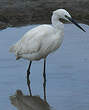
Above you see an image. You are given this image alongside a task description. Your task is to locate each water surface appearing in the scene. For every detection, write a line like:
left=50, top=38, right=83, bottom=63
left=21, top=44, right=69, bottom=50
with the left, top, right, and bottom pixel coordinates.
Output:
left=0, top=24, right=89, bottom=110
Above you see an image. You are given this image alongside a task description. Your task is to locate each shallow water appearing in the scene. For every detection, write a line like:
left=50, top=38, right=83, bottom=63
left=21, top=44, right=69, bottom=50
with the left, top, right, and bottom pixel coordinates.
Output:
left=0, top=24, right=89, bottom=110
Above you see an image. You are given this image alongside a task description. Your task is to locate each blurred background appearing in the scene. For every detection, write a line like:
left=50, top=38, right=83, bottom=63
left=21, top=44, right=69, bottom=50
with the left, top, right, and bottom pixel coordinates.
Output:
left=0, top=0, right=89, bottom=110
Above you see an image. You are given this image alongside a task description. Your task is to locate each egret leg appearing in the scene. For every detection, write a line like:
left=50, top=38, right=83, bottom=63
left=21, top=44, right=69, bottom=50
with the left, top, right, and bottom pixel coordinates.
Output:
left=27, top=61, right=32, bottom=96
left=43, top=58, right=46, bottom=101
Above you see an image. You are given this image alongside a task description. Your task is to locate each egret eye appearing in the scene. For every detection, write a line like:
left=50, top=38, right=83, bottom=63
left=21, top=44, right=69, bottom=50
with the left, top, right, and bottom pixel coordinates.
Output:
left=59, top=18, right=68, bottom=23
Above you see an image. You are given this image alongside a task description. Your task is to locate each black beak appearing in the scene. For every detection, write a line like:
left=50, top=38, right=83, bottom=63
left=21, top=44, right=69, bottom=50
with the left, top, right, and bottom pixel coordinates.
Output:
left=65, top=15, right=86, bottom=32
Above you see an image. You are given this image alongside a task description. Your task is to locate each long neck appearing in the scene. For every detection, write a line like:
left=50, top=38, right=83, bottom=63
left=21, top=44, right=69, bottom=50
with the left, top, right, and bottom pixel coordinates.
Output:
left=51, top=14, right=64, bottom=31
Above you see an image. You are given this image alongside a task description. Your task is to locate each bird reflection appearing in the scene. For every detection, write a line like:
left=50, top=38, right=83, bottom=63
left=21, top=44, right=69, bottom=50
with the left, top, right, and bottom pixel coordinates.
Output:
left=10, top=90, right=51, bottom=110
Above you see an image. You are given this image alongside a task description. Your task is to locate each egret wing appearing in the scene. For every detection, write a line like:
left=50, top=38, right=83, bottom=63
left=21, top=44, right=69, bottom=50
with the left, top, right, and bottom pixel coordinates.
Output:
left=16, top=26, right=51, bottom=55
left=16, top=36, right=41, bottom=55
left=10, top=25, right=54, bottom=55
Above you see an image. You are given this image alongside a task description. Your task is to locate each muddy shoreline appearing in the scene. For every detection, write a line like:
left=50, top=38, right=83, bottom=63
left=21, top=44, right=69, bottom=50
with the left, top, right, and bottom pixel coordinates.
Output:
left=0, top=0, right=89, bottom=29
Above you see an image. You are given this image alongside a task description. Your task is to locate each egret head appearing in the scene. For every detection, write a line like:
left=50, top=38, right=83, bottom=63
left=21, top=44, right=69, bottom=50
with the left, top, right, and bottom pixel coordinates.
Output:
left=53, top=9, right=86, bottom=32
left=53, top=9, right=71, bottom=21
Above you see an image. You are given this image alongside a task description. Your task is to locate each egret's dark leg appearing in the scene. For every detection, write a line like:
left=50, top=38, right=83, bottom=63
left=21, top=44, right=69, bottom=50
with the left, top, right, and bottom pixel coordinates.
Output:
left=43, top=58, right=46, bottom=101
left=27, top=61, right=32, bottom=96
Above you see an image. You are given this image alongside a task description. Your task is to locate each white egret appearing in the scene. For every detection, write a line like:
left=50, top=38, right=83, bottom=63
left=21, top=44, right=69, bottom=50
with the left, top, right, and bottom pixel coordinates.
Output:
left=10, top=9, right=85, bottom=96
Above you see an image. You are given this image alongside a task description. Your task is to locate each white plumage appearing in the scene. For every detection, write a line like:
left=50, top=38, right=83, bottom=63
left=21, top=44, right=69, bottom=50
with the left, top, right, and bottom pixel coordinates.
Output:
left=10, top=24, right=64, bottom=60
left=9, top=9, right=85, bottom=96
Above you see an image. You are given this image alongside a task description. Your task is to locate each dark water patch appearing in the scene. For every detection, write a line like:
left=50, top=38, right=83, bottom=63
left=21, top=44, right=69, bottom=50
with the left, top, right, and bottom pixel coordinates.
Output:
left=10, top=90, right=52, bottom=110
